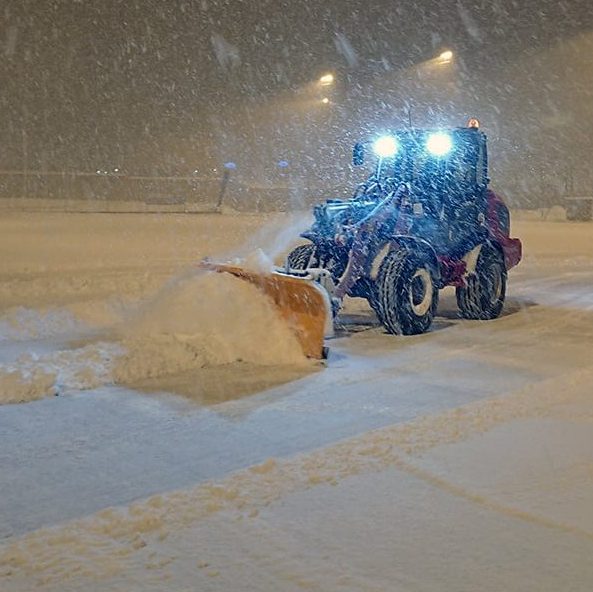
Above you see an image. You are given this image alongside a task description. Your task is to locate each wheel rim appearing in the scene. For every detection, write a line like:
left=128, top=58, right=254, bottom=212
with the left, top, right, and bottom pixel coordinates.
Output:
left=409, top=268, right=433, bottom=316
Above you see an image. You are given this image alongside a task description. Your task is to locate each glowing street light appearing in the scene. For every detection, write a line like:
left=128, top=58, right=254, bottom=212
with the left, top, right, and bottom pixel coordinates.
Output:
left=319, top=73, right=334, bottom=85
left=438, top=50, right=453, bottom=63
left=321, top=97, right=330, bottom=104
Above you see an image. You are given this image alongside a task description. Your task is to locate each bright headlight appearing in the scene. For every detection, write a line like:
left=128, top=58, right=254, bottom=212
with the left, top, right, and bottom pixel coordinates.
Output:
left=373, top=136, right=399, bottom=158
left=426, top=132, right=453, bottom=156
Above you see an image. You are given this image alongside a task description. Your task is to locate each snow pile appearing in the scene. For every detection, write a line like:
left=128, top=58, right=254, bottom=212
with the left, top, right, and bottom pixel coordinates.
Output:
left=111, top=271, right=306, bottom=383
left=0, top=272, right=306, bottom=404
left=0, top=343, right=123, bottom=404
left=0, top=367, right=57, bottom=404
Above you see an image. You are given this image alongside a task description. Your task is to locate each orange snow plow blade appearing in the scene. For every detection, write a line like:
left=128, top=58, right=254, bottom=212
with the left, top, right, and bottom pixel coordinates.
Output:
left=199, top=261, right=331, bottom=359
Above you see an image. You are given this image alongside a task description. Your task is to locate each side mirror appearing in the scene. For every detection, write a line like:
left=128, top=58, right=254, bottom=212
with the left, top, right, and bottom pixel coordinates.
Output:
left=353, top=142, right=365, bottom=166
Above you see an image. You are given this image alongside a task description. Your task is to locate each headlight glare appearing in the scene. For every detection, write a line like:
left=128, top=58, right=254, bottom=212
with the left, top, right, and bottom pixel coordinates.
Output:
left=426, top=132, right=453, bottom=156
left=373, top=136, right=399, bottom=158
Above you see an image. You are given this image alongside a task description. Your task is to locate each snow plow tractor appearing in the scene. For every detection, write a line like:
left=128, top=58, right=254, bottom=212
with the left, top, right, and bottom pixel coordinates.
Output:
left=201, top=120, right=521, bottom=359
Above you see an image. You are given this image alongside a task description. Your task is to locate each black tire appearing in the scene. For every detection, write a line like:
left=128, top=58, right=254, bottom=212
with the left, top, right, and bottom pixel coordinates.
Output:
left=456, top=245, right=506, bottom=320
left=286, top=244, right=317, bottom=270
left=286, top=244, right=348, bottom=281
left=365, top=283, right=385, bottom=325
left=376, top=248, right=439, bottom=335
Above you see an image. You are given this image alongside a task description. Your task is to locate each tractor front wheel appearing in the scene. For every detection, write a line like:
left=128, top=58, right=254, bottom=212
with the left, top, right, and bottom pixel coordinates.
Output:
left=456, top=245, right=506, bottom=320
left=376, top=248, right=439, bottom=335
left=286, top=244, right=317, bottom=270
left=286, top=244, right=347, bottom=280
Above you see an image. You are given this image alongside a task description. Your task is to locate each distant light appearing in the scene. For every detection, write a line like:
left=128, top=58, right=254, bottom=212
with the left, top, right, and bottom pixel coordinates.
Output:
left=373, top=136, right=399, bottom=158
left=96, top=170, right=101, bottom=174
left=278, top=160, right=289, bottom=168
left=319, top=73, right=334, bottom=85
left=438, top=50, right=453, bottom=62
left=224, top=162, right=237, bottom=170
left=426, top=132, right=453, bottom=156
left=114, top=168, right=119, bottom=173
left=321, top=97, right=330, bottom=104
left=193, top=169, right=199, bottom=174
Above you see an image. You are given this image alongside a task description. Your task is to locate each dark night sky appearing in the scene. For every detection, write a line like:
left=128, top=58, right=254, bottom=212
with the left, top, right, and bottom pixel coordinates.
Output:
left=1, top=0, right=593, bottom=200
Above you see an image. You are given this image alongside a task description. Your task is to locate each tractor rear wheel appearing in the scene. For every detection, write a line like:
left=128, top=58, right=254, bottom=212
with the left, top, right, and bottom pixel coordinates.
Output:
left=286, top=244, right=317, bottom=270
left=456, top=245, right=506, bottom=320
left=376, top=248, right=439, bottom=335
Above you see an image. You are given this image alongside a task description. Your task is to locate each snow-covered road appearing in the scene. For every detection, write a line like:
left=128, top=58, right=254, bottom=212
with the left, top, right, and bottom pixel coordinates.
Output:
left=1, top=211, right=592, bottom=590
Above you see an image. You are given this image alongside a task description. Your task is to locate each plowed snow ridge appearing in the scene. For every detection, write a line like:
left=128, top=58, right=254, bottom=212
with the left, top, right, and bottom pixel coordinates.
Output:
left=0, top=272, right=306, bottom=404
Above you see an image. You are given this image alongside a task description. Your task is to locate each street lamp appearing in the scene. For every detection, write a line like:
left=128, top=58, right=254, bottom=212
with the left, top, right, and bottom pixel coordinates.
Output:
left=321, top=97, right=330, bottom=104
left=319, top=73, right=334, bottom=86
left=438, top=50, right=453, bottom=64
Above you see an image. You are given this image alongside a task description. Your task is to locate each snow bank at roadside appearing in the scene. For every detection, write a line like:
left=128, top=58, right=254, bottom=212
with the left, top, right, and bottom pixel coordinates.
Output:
left=0, top=343, right=123, bottom=404
left=0, top=272, right=306, bottom=404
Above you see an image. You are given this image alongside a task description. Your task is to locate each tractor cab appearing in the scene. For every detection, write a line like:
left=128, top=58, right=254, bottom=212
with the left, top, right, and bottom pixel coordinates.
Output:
left=355, top=122, right=488, bottom=195
left=353, top=125, right=490, bottom=256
